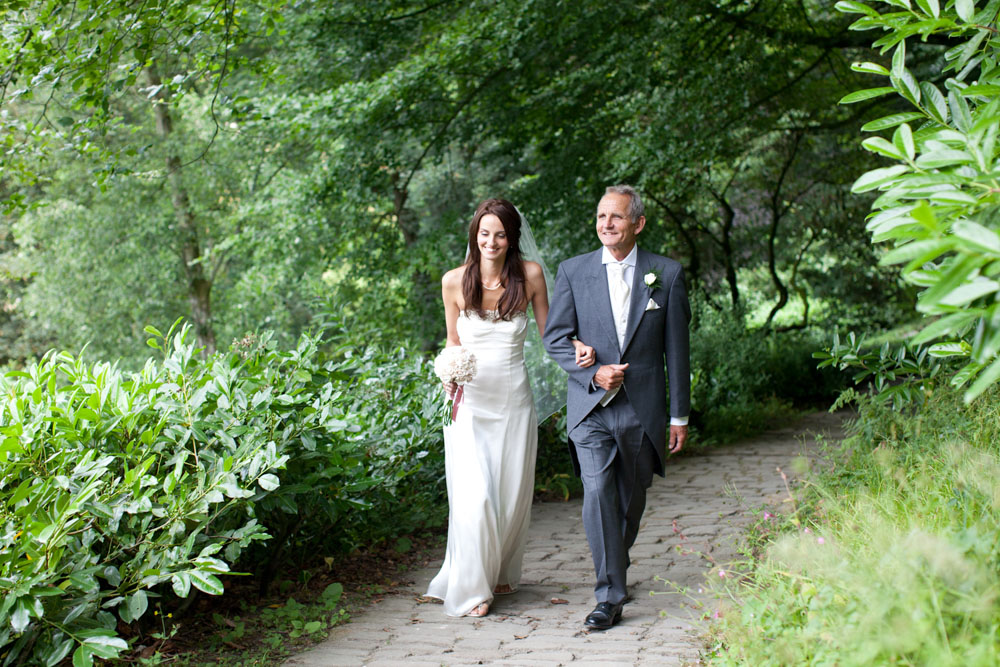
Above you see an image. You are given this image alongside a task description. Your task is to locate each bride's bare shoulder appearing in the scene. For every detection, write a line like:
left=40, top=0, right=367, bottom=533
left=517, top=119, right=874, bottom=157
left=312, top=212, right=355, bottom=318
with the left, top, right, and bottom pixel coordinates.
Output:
left=523, top=261, right=543, bottom=279
left=442, top=266, right=466, bottom=290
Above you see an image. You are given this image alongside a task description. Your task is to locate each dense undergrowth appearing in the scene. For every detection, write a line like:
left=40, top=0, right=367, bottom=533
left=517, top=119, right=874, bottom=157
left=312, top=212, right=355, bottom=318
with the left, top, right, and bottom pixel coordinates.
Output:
left=0, top=322, right=445, bottom=665
left=708, top=385, right=1000, bottom=666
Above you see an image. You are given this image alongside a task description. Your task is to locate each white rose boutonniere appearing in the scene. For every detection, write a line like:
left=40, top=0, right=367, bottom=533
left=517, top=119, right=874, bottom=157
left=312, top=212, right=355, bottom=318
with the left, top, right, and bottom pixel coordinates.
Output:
left=644, top=270, right=661, bottom=290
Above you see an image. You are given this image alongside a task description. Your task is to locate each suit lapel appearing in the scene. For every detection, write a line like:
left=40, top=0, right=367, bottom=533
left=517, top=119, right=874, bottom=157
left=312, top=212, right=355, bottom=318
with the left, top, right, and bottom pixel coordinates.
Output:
left=622, top=249, right=652, bottom=353
left=584, top=250, right=619, bottom=350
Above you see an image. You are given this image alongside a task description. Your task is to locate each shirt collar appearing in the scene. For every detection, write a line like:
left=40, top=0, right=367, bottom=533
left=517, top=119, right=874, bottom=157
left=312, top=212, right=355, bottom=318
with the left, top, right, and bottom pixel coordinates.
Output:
left=602, top=245, right=638, bottom=267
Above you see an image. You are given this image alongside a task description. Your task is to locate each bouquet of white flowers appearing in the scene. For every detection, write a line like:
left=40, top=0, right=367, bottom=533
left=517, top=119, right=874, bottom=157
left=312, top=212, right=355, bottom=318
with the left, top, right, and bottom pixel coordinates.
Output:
left=434, top=346, right=477, bottom=422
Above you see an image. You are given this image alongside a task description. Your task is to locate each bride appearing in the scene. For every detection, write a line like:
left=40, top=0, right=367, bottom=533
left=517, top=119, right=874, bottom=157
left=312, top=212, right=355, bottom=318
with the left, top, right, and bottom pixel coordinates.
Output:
left=425, top=198, right=594, bottom=617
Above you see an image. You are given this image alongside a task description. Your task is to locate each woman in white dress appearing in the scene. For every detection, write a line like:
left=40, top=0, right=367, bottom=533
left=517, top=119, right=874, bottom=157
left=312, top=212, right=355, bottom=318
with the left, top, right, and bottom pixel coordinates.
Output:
left=426, top=199, right=594, bottom=617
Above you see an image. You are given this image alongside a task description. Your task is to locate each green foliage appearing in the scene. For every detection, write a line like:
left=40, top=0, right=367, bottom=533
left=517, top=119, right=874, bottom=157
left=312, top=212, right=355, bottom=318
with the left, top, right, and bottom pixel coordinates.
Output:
left=815, top=330, right=948, bottom=409
left=245, top=326, right=446, bottom=570
left=171, top=582, right=348, bottom=666
left=2, top=0, right=902, bottom=362
left=0, top=321, right=445, bottom=664
left=535, top=411, right=581, bottom=501
left=0, top=323, right=283, bottom=665
left=708, top=385, right=1000, bottom=666
left=838, top=0, right=1000, bottom=401
left=689, top=307, right=846, bottom=444
left=0, top=0, right=284, bottom=191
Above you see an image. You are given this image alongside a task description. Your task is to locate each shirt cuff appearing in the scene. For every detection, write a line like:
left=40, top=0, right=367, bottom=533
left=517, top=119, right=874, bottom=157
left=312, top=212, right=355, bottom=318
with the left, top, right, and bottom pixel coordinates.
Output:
left=670, top=416, right=689, bottom=426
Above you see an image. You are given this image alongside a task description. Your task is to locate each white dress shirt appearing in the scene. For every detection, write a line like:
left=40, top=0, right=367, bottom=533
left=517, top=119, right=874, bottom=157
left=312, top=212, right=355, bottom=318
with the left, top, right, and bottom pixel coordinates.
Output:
left=596, top=246, right=688, bottom=427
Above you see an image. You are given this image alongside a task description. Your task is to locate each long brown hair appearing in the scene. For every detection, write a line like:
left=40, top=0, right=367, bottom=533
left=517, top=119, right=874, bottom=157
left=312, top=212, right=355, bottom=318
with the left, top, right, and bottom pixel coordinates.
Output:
left=462, top=198, right=526, bottom=321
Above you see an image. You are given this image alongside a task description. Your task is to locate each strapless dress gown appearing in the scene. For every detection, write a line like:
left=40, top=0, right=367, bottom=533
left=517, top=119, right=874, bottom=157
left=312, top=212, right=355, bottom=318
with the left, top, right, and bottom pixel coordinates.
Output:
left=425, top=310, right=538, bottom=616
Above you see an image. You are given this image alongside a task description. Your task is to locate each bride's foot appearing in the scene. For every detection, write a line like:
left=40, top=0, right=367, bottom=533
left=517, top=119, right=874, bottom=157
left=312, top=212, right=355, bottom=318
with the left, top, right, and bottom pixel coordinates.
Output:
left=493, top=584, right=514, bottom=595
left=468, top=601, right=490, bottom=617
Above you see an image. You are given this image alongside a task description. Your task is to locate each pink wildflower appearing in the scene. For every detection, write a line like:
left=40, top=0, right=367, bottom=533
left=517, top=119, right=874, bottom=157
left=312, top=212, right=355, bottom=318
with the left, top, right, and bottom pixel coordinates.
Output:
left=718, top=569, right=726, bottom=578
left=763, top=512, right=773, bottom=520
left=817, top=537, right=825, bottom=545
left=803, top=527, right=811, bottom=534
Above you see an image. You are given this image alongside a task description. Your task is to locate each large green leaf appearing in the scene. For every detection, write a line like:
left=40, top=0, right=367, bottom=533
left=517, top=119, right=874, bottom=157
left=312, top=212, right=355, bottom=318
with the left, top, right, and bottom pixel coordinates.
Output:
left=840, top=86, right=897, bottom=104
left=863, top=137, right=906, bottom=160
left=939, top=278, right=1000, bottom=306
left=127, top=590, right=148, bottom=622
left=920, top=81, right=948, bottom=123
left=953, top=220, right=1000, bottom=254
left=171, top=572, right=192, bottom=598
left=852, top=165, right=911, bottom=192
left=851, top=61, right=890, bottom=75
left=835, top=0, right=882, bottom=16
left=861, top=112, right=927, bottom=132
left=955, top=0, right=974, bottom=22
left=881, top=238, right=952, bottom=266
left=189, top=570, right=225, bottom=596
left=913, top=311, right=982, bottom=343
left=965, top=354, right=1000, bottom=401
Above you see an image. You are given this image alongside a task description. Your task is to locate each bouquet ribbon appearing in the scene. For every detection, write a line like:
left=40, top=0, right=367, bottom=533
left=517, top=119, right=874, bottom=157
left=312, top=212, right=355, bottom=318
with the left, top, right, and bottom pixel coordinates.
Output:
left=451, top=385, right=464, bottom=422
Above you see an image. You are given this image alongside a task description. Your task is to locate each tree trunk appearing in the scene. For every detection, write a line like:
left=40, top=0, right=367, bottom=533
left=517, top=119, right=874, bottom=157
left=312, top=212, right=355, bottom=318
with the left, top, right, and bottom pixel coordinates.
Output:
left=763, top=133, right=803, bottom=329
left=147, top=67, right=216, bottom=354
left=650, top=193, right=702, bottom=293
left=715, top=194, right=740, bottom=309
left=392, top=172, right=418, bottom=246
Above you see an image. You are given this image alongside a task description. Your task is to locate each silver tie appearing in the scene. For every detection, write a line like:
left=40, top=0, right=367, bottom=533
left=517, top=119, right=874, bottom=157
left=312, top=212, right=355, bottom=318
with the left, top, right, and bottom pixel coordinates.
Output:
left=608, top=262, right=630, bottom=349
left=601, top=262, right=630, bottom=406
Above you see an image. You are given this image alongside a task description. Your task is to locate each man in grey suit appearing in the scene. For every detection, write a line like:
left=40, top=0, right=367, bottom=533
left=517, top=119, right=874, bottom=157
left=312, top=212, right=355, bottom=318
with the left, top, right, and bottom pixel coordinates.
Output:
left=543, top=185, right=691, bottom=630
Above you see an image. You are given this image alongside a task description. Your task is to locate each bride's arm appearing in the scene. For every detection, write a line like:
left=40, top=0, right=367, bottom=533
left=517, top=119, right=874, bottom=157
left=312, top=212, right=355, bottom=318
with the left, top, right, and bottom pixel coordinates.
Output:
left=441, top=267, right=464, bottom=397
left=525, top=261, right=549, bottom=338
left=442, top=267, right=464, bottom=347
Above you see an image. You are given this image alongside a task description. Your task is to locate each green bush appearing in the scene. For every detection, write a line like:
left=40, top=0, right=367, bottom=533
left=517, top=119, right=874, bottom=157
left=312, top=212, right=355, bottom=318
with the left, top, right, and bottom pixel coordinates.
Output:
left=245, top=332, right=446, bottom=582
left=837, top=0, right=1000, bottom=402
left=0, top=322, right=446, bottom=665
left=0, top=325, right=285, bottom=665
left=708, top=385, right=1000, bottom=665
left=689, top=306, right=846, bottom=444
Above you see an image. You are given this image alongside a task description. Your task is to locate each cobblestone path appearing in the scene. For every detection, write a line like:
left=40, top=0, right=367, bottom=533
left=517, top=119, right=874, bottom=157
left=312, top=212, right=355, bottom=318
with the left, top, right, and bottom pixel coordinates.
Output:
left=286, top=411, right=846, bottom=666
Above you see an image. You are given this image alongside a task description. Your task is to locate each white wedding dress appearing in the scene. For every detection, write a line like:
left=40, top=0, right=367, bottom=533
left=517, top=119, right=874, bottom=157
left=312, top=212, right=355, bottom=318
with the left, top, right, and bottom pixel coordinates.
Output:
left=426, top=309, right=538, bottom=616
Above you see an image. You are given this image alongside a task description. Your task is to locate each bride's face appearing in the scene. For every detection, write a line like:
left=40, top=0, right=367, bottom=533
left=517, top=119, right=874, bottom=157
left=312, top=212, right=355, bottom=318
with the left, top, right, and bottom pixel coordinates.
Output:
left=477, top=214, right=509, bottom=261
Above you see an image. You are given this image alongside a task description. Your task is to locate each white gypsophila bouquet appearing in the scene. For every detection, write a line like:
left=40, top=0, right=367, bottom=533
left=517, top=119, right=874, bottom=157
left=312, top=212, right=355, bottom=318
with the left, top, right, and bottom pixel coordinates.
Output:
left=434, top=346, right=477, bottom=385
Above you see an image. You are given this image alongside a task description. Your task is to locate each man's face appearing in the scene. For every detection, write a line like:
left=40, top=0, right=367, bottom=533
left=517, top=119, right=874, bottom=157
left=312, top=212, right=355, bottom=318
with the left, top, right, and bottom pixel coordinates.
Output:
left=596, top=193, right=644, bottom=256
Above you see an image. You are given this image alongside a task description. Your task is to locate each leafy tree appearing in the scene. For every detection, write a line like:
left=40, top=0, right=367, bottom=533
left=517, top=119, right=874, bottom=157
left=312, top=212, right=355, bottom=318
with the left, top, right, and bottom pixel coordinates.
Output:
left=1, top=0, right=917, bottom=362
left=1, top=0, right=285, bottom=353
left=836, top=0, right=1000, bottom=401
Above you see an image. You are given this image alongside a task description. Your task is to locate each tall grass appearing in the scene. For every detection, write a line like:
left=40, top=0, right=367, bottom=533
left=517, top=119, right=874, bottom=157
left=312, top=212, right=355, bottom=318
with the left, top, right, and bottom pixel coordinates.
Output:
left=709, top=387, right=1000, bottom=666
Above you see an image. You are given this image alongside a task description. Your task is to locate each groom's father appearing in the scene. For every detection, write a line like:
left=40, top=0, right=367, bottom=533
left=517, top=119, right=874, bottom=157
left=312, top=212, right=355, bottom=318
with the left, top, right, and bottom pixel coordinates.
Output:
left=543, top=185, right=691, bottom=630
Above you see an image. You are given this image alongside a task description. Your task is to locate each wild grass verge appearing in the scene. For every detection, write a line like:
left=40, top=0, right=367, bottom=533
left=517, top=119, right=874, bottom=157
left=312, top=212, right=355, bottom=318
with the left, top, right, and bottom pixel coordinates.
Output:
left=707, top=386, right=1000, bottom=666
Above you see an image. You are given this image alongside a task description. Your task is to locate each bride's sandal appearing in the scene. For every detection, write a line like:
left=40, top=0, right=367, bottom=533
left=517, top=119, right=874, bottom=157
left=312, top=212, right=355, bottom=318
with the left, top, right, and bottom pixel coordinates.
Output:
left=493, top=584, right=515, bottom=595
left=468, top=601, right=490, bottom=617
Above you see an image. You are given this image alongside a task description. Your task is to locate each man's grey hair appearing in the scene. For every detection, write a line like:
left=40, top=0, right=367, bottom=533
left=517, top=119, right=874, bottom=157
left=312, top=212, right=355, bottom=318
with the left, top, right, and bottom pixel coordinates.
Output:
left=602, top=185, right=644, bottom=222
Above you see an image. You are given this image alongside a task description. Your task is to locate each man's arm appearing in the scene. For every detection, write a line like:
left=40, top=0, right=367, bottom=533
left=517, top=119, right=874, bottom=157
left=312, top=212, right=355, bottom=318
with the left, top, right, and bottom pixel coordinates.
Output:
left=543, top=263, right=599, bottom=390
left=665, top=266, right=692, bottom=453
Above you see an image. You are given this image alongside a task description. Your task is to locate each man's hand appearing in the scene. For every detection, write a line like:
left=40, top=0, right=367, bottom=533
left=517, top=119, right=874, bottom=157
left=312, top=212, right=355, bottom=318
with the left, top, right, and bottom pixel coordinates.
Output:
left=593, top=363, right=629, bottom=391
left=668, top=424, right=687, bottom=454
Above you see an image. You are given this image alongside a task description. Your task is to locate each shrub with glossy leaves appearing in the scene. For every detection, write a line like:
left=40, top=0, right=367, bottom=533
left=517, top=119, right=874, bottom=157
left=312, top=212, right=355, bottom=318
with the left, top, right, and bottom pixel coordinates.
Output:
left=0, top=321, right=446, bottom=665
left=837, top=0, right=1000, bottom=402
left=0, top=324, right=287, bottom=665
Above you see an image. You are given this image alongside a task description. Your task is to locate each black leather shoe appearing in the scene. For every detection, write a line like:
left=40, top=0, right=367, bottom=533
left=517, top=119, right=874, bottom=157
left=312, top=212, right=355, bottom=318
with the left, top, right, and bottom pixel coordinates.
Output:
left=584, top=601, right=624, bottom=630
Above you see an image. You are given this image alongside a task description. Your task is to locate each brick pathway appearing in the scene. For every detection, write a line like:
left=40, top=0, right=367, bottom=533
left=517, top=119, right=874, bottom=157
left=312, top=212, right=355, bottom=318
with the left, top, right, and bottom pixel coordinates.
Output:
left=286, top=411, right=845, bottom=666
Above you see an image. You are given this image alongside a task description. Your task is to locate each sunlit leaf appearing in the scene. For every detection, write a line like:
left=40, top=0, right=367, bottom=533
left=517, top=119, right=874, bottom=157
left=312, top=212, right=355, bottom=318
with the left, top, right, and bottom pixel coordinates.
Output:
left=840, top=87, right=897, bottom=104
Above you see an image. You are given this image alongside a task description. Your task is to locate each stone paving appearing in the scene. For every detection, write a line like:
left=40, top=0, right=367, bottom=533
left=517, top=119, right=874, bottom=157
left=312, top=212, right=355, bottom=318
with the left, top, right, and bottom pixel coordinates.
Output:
left=286, top=411, right=846, bottom=667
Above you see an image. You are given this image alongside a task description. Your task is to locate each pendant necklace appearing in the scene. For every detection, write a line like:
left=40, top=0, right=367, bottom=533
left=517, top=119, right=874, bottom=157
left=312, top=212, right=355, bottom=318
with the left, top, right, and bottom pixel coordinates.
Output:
left=482, top=278, right=503, bottom=291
